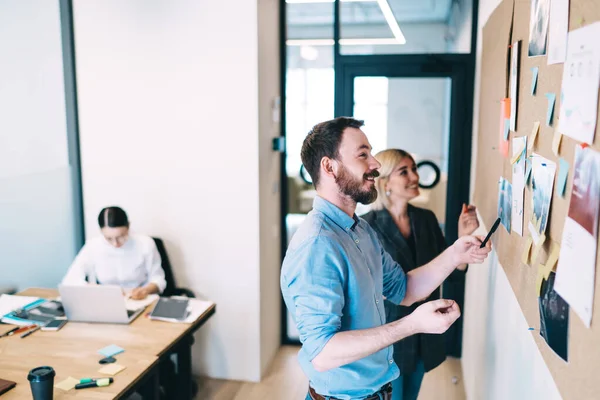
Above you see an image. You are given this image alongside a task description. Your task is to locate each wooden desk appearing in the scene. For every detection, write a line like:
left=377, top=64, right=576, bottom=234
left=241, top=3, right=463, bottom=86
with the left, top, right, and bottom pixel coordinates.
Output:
left=0, top=288, right=216, bottom=399
left=0, top=352, right=157, bottom=399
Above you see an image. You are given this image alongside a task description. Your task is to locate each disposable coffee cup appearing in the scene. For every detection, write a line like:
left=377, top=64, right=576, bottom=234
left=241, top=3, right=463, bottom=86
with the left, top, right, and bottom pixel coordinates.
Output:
left=27, top=366, right=55, bottom=400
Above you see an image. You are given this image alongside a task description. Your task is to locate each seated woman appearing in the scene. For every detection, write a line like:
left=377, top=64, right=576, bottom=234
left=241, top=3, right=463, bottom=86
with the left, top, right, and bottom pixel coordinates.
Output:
left=362, top=149, right=479, bottom=400
left=62, top=206, right=166, bottom=300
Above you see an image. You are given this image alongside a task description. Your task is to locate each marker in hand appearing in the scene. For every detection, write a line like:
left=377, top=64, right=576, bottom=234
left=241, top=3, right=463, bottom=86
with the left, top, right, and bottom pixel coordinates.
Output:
left=75, top=377, right=113, bottom=389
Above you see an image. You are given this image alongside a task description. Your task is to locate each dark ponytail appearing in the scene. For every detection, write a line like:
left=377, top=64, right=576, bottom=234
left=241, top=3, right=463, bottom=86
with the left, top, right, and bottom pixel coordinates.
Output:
left=98, top=206, right=129, bottom=228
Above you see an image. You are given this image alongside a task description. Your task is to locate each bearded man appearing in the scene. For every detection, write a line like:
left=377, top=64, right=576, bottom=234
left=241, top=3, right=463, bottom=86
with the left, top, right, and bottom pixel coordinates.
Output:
left=280, top=117, right=491, bottom=400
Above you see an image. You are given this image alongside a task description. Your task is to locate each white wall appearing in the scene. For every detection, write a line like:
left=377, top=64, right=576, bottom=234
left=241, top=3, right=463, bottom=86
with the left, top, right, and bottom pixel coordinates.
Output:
left=462, top=0, right=562, bottom=398
left=73, top=0, right=279, bottom=382
left=0, top=0, right=78, bottom=290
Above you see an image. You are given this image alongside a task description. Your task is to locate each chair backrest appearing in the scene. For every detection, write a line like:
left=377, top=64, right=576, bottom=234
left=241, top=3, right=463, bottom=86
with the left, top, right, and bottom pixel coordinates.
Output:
left=152, top=237, right=177, bottom=297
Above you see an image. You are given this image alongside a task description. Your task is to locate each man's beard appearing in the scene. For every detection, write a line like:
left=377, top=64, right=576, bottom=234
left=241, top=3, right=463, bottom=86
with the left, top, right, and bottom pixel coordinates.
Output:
left=335, top=164, right=379, bottom=205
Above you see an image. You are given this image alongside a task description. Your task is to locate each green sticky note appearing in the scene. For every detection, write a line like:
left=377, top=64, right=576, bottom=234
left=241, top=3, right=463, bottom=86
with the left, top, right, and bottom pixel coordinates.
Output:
left=503, top=118, right=510, bottom=140
left=531, top=67, right=539, bottom=95
left=546, top=93, right=556, bottom=126
left=557, top=158, right=569, bottom=197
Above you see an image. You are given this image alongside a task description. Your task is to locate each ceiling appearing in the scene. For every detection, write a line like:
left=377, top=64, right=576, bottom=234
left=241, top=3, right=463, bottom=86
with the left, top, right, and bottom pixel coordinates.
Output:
left=287, top=0, right=454, bottom=29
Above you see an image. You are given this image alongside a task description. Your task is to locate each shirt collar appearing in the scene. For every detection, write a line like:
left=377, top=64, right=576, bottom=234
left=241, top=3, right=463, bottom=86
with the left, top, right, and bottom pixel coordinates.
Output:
left=313, top=195, right=360, bottom=231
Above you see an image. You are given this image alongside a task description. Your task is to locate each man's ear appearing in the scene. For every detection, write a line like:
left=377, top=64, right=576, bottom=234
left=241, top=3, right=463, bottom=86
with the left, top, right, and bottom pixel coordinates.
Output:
left=321, top=157, right=338, bottom=179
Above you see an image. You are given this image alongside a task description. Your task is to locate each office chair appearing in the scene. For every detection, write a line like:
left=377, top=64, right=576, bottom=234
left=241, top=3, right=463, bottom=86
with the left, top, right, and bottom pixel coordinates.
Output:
left=152, top=237, right=195, bottom=298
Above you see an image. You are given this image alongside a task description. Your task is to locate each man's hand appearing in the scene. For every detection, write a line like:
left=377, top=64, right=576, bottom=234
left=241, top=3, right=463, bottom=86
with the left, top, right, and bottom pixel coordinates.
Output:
left=458, top=204, right=479, bottom=237
left=408, top=299, right=461, bottom=334
left=450, top=235, right=491, bottom=266
left=130, top=287, right=150, bottom=300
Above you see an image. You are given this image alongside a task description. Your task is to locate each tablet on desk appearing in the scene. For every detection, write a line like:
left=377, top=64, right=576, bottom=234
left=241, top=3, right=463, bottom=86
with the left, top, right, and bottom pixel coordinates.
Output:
left=149, top=298, right=190, bottom=322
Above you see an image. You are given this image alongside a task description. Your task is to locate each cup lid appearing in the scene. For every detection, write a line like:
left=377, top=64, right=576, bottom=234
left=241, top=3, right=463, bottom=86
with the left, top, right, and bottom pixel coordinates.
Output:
left=27, top=366, right=55, bottom=382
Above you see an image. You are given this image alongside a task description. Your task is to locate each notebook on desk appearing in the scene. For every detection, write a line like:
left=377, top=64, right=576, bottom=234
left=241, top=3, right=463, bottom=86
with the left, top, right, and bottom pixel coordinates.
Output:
left=149, top=298, right=190, bottom=322
left=0, top=378, right=16, bottom=395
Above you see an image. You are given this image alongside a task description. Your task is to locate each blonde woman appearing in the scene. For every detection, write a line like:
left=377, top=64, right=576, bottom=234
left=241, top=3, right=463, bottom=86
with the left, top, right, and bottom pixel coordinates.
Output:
left=362, top=149, right=479, bottom=400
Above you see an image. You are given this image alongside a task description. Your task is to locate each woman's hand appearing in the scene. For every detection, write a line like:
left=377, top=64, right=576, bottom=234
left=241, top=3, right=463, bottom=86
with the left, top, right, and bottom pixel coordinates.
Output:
left=458, top=204, right=479, bottom=237
left=130, top=287, right=150, bottom=300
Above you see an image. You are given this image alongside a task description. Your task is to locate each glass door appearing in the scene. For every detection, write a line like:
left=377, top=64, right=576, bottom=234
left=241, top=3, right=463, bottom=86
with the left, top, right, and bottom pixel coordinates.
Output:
left=352, top=76, right=451, bottom=223
left=339, top=61, right=474, bottom=356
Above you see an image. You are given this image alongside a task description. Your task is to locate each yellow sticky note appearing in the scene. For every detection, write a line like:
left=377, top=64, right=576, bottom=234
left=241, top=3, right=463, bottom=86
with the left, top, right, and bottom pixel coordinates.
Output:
left=535, top=243, right=560, bottom=296
left=552, top=131, right=563, bottom=156
left=544, top=242, right=560, bottom=277
left=528, top=122, right=540, bottom=151
left=521, top=236, right=533, bottom=265
left=55, top=377, right=79, bottom=391
left=531, top=234, right=546, bottom=264
left=99, top=363, right=126, bottom=376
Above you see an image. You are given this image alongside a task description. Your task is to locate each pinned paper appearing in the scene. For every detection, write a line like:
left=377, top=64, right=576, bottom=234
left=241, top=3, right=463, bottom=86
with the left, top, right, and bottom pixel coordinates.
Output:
left=511, top=140, right=526, bottom=164
left=546, top=93, right=556, bottom=125
left=55, top=377, right=79, bottom=391
left=531, top=233, right=547, bottom=264
left=528, top=121, right=540, bottom=151
left=525, top=158, right=533, bottom=184
left=531, top=67, right=539, bottom=94
left=557, top=158, right=570, bottom=197
left=99, top=363, right=126, bottom=376
left=98, top=344, right=125, bottom=358
left=522, top=236, right=534, bottom=265
left=552, top=131, right=563, bottom=156
left=503, top=118, right=510, bottom=140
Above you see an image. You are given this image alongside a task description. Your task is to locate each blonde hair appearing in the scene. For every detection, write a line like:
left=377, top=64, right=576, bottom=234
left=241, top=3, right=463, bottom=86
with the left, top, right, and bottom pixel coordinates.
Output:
left=371, top=149, right=415, bottom=210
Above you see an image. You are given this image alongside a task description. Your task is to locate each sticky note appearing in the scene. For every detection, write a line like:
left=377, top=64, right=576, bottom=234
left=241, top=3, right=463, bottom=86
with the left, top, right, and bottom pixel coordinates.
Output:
left=521, top=236, right=533, bottom=265
left=99, top=364, right=126, bottom=376
left=545, top=93, right=556, bottom=126
left=536, top=242, right=560, bottom=296
left=531, top=67, right=539, bottom=95
left=557, top=158, right=569, bottom=197
left=528, top=122, right=540, bottom=151
left=525, top=158, right=533, bottom=184
left=503, top=118, right=510, bottom=140
left=552, top=131, right=562, bottom=156
left=98, top=344, right=124, bottom=358
left=55, top=377, right=79, bottom=391
left=531, top=234, right=546, bottom=264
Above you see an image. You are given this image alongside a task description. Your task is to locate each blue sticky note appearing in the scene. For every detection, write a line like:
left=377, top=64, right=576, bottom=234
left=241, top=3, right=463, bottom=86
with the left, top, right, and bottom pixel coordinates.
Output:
left=98, top=344, right=124, bottom=358
left=525, top=159, right=532, bottom=184
left=557, top=158, right=569, bottom=197
left=503, top=118, right=510, bottom=140
left=545, top=93, right=556, bottom=126
left=531, top=67, right=539, bottom=95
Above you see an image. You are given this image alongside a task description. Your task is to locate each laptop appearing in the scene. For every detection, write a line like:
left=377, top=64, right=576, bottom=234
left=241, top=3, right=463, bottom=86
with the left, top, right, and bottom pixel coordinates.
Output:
left=58, top=284, right=146, bottom=324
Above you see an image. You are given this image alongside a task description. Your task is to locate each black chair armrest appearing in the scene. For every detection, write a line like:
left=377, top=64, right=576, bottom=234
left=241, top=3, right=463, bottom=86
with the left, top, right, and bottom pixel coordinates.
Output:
left=170, top=288, right=196, bottom=298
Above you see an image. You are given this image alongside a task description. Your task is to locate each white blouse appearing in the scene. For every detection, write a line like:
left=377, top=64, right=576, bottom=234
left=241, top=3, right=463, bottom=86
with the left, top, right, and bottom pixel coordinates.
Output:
left=62, top=234, right=167, bottom=293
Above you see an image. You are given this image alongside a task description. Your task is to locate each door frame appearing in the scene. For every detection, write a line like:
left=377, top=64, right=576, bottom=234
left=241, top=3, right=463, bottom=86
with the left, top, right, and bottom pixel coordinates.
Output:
left=335, top=54, right=475, bottom=245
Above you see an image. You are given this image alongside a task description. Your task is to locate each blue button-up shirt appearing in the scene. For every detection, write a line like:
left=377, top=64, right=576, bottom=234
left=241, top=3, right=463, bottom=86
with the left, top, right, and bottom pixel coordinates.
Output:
left=281, top=196, right=407, bottom=399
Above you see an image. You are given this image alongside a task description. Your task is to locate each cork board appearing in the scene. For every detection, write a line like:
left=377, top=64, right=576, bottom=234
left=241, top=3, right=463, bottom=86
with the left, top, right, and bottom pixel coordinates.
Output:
left=474, top=1, right=600, bottom=398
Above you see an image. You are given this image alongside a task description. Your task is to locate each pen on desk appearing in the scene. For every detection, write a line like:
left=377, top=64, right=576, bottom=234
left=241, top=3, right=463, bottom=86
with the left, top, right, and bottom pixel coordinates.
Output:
left=20, top=325, right=41, bottom=338
left=75, top=377, right=113, bottom=389
left=79, top=378, right=98, bottom=384
left=9, top=324, right=37, bottom=336
left=0, top=327, right=19, bottom=337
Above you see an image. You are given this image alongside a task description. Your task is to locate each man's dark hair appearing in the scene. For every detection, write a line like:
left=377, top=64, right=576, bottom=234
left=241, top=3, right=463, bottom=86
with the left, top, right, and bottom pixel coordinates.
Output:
left=300, top=117, right=364, bottom=187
